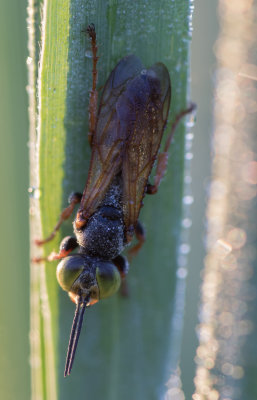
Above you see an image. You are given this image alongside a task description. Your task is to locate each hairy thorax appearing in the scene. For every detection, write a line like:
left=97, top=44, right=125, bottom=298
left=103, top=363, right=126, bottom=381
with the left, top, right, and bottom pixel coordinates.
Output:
left=74, top=176, right=125, bottom=260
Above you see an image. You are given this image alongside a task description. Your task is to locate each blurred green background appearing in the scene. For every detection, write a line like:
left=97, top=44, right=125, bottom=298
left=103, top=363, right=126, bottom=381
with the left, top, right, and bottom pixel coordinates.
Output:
left=181, top=1, right=217, bottom=397
left=0, top=0, right=30, bottom=399
left=0, top=1, right=218, bottom=399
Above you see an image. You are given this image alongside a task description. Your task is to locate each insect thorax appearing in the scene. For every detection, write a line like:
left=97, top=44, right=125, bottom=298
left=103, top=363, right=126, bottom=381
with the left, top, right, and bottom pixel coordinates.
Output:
left=74, top=176, right=125, bottom=260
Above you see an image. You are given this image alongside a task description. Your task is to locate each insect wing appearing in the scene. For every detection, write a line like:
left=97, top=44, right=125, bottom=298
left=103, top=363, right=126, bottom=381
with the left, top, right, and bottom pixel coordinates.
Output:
left=78, top=56, right=143, bottom=222
left=121, top=63, right=171, bottom=239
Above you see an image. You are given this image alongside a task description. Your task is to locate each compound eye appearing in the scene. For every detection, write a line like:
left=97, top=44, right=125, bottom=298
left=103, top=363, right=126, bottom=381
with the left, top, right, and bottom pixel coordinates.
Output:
left=56, top=255, right=85, bottom=292
left=96, top=262, right=121, bottom=299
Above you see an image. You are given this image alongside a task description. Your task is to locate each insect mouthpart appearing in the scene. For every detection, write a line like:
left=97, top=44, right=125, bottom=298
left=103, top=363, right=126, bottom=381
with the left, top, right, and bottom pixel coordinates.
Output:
left=64, top=291, right=90, bottom=377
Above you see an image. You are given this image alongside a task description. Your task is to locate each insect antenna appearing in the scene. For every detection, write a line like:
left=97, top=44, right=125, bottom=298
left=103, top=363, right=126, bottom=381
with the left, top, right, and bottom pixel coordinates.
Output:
left=64, top=292, right=89, bottom=376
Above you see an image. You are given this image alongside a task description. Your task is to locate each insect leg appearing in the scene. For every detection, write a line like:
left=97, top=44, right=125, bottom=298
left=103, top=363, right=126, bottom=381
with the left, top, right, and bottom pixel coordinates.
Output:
left=86, top=23, right=99, bottom=147
left=33, top=235, right=79, bottom=263
left=147, top=103, right=196, bottom=195
left=35, top=192, right=82, bottom=246
left=127, top=221, right=146, bottom=258
left=56, top=236, right=79, bottom=258
left=113, top=254, right=130, bottom=297
left=113, top=254, right=129, bottom=278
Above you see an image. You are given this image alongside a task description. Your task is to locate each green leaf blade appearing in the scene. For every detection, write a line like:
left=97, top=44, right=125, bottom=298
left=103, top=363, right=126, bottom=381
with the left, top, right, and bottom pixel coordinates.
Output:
left=31, top=1, right=193, bottom=398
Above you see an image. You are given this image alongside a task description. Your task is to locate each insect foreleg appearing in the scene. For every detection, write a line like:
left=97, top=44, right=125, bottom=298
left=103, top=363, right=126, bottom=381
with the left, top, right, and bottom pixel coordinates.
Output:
left=33, top=236, right=78, bottom=263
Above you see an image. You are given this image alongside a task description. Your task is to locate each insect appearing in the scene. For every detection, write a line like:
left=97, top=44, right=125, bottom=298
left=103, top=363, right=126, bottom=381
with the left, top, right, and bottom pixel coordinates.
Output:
left=35, top=24, right=195, bottom=376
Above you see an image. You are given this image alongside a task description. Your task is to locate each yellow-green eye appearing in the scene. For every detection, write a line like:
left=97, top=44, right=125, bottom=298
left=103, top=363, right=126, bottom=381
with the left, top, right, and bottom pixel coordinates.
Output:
left=56, top=255, right=84, bottom=292
left=96, top=262, right=121, bottom=299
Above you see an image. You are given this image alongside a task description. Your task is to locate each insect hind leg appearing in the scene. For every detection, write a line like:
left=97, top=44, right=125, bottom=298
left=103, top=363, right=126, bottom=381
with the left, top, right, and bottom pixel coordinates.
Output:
left=147, top=103, right=196, bottom=195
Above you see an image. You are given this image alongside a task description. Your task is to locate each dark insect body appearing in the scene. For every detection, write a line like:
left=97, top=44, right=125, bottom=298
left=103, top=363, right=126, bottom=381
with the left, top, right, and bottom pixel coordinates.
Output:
left=35, top=24, right=196, bottom=376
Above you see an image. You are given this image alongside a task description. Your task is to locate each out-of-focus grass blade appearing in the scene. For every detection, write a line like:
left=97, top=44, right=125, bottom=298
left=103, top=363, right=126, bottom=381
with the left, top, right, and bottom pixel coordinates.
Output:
left=193, top=2, right=257, bottom=399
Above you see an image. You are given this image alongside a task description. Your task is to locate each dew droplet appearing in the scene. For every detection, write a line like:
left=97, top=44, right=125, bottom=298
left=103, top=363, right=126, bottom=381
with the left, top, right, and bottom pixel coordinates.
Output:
left=186, top=132, right=194, bottom=141
left=185, top=152, right=193, bottom=160
left=28, top=187, right=41, bottom=199
left=180, top=243, right=191, bottom=254
left=183, top=195, right=194, bottom=205
left=186, top=115, right=196, bottom=128
left=85, top=50, right=92, bottom=58
left=26, top=57, right=33, bottom=65
left=182, top=218, right=192, bottom=228
left=177, top=267, right=188, bottom=279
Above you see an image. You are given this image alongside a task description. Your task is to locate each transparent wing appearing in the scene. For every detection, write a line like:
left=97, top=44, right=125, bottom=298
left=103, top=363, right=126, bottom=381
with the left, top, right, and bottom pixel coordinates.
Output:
left=121, top=63, right=171, bottom=240
left=77, top=56, right=143, bottom=224
left=76, top=58, right=171, bottom=240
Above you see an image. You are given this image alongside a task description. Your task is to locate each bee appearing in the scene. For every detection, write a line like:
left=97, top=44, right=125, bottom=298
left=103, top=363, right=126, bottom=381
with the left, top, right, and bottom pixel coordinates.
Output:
left=35, top=24, right=195, bottom=376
